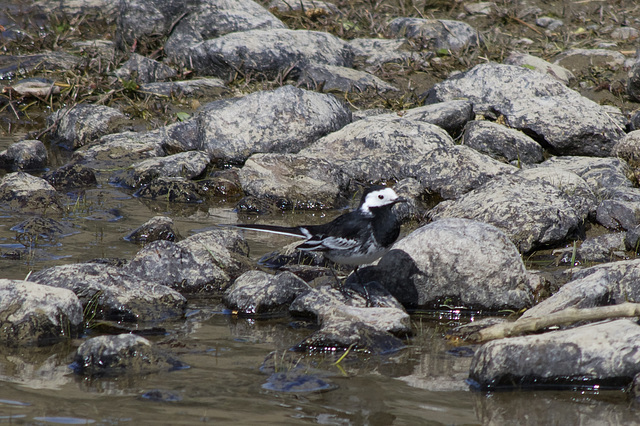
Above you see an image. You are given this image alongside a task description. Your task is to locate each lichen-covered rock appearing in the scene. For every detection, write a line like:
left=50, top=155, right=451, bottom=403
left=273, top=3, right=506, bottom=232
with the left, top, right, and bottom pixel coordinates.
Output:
left=196, top=85, right=351, bottom=164
left=71, top=334, right=185, bottom=376
left=47, top=104, right=128, bottom=150
left=124, top=216, right=179, bottom=244
left=0, top=172, right=63, bottom=214
left=29, top=263, right=186, bottom=322
left=462, top=120, right=544, bottom=165
left=112, top=151, right=211, bottom=189
left=388, top=18, right=480, bottom=52
left=401, top=100, right=474, bottom=137
left=42, top=163, right=97, bottom=189
left=358, top=218, right=536, bottom=310
left=297, top=63, right=398, bottom=93
left=0, top=140, right=48, bottom=171
left=0, top=279, right=83, bottom=345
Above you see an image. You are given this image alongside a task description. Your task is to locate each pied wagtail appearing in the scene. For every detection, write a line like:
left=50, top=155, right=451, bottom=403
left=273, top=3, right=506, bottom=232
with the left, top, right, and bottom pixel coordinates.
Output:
left=232, top=186, right=406, bottom=274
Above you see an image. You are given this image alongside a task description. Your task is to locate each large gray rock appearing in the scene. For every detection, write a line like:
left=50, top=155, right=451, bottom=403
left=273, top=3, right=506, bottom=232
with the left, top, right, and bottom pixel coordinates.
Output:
left=173, top=28, right=352, bottom=78
left=347, top=37, right=423, bottom=71
left=425, top=63, right=625, bottom=156
left=0, top=172, right=63, bottom=214
left=297, top=63, right=398, bottom=93
left=0, top=280, right=83, bottom=345
left=469, top=319, right=640, bottom=390
left=139, top=78, right=227, bottom=98
left=29, top=263, right=186, bottom=322
left=388, top=18, right=480, bottom=52
left=47, top=104, right=128, bottom=150
left=123, top=229, right=252, bottom=293
left=196, top=85, right=351, bottom=164
left=428, top=172, right=588, bottom=253
left=357, top=218, right=536, bottom=310
left=223, top=271, right=311, bottom=316
left=462, top=120, right=544, bottom=165
left=401, top=100, right=474, bottom=137
left=238, top=153, right=350, bottom=209
left=299, top=115, right=454, bottom=183
left=504, top=51, right=575, bottom=85
left=72, top=334, right=184, bottom=376
left=0, top=140, right=48, bottom=171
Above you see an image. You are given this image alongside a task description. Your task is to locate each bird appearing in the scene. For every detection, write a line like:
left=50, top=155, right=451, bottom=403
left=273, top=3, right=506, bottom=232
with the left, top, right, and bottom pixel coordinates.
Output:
left=231, top=186, right=407, bottom=273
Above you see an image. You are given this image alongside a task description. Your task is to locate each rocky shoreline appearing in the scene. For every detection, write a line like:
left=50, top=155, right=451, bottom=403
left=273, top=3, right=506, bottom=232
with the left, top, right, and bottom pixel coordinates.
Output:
left=2, top=0, right=640, bottom=396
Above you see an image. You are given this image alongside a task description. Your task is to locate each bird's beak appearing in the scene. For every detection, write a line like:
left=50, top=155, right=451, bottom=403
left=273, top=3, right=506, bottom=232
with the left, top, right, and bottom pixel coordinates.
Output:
left=394, top=197, right=408, bottom=204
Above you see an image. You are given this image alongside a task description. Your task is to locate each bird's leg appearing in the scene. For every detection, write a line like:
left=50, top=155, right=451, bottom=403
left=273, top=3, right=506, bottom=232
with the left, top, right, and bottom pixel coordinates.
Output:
left=353, top=267, right=373, bottom=307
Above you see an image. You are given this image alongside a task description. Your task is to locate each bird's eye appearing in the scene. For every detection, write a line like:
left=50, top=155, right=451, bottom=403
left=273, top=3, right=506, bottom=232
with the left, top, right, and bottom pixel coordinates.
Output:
left=378, top=195, right=384, bottom=199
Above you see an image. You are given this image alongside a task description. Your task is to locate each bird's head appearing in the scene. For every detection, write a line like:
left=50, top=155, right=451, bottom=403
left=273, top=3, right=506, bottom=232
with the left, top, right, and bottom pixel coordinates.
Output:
left=358, top=186, right=407, bottom=215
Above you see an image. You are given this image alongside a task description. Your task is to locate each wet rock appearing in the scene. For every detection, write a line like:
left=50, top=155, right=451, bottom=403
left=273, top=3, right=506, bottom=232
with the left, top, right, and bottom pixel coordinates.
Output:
left=462, top=120, right=544, bottom=165
left=411, top=144, right=517, bottom=199
left=47, top=104, right=128, bottom=150
left=267, top=0, right=339, bottom=15
left=469, top=319, right=640, bottom=390
left=299, top=115, right=454, bottom=183
left=173, top=28, right=352, bottom=78
left=124, top=216, right=179, bottom=244
left=11, top=217, right=75, bottom=244
left=429, top=172, right=588, bottom=253
left=112, top=151, right=211, bottom=189
left=425, top=63, right=624, bottom=156
left=553, top=48, right=626, bottom=74
left=134, top=177, right=204, bottom=203
left=577, top=233, right=626, bottom=262
left=72, top=130, right=166, bottom=170
left=0, top=172, right=63, bottom=214
left=139, top=78, right=227, bottom=98
left=0, top=140, right=48, bottom=171
left=504, top=52, right=575, bottom=85
left=123, top=229, right=252, bottom=294
left=71, top=334, right=184, bottom=376
left=0, top=279, right=83, bottom=346
left=358, top=218, right=535, bottom=310
left=297, top=63, right=398, bottom=93
left=42, top=163, right=97, bottom=189
left=525, top=260, right=640, bottom=319
left=114, top=53, right=176, bottom=84
left=402, top=100, right=474, bottom=137
left=0, top=51, right=80, bottom=79
left=388, top=18, right=480, bottom=52
left=238, top=153, right=349, bottom=209
left=29, top=263, right=186, bottom=322
left=196, top=85, right=351, bottom=164
left=223, top=271, right=311, bottom=316
left=197, top=169, right=244, bottom=199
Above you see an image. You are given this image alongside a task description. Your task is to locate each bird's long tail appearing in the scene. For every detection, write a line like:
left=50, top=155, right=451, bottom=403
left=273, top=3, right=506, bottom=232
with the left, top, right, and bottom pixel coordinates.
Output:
left=227, top=223, right=308, bottom=239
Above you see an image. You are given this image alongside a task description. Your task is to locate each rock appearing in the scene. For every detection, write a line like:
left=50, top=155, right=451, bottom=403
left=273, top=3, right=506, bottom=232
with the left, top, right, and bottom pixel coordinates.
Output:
left=299, top=115, right=454, bottom=183
left=237, top=153, right=350, bottom=209
left=629, top=61, right=640, bottom=102
left=117, top=0, right=284, bottom=51
left=4, top=78, right=60, bottom=98
left=267, top=0, right=339, bottom=15
left=0, top=172, right=63, bottom=214
left=464, top=2, right=496, bottom=15
left=626, top=225, right=640, bottom=252
left=223, top=271, right=311, bottom=316
left=124, top=216, right=179, bottom=244
left=553, top=48, right=626, bottom=74
left=34, top=0, right=118, bottom=15
left=196, top=85, right=351, bottom=164
left=347, top=38, right=423, bottom=70
left=10, top=217, right=75, bottom=244
left=47, top=104, right=128, bottom=150
left=388, top=18, right=480, bottom=52
left=42, top=163, right=97, bottom=189
left=595, top=199, right=640, bottom=231
left=173, top=28, right=352, bottom=78
left=123, top=229, right=252, bottom=294
left=357, top=218, right=535, bottom=310
left=469, top=319, right=640, bottom=390
left=424, top=63, right=624, bottom=156
left=411, top=144, right=517, bottom=200
left=112, top=151, right=211, bottom=189
left=29, top=263, right=186, bottom=322
left=462, top=120, right=544, bottom=165
left=577, top=232, right=626, bottom=262
left=114, top=53, right=177, bottom=84
left=611, top=26, right=640, bottom=41
left=428, top=173, right=588, bottom=252
left=297, top=63, right=398, bottom=93
left=71, top=334, right=184, bottom=376
left=133, top=177, right=204, bottom=203
left=139, top=78, right=227, bottom=98
left=536, top=16, right=563, bottom=31
left=0, top=140, right=48, bottom=171
left=72, top=129, right=166, bottom=170
left=197, top=169, right=244, bottom=199
left=70, top=39, right=115, bottom=58
left=613, top=130, right=640, bottom=184
left=0, top=51, right=80, bottom=79
left=401, top=100, right=474, bottom=137
left=525, top=260, right=640, bottom=319
left=0, top=279, right=83, bottom=346
left=504, top=52, right=575, bottom=85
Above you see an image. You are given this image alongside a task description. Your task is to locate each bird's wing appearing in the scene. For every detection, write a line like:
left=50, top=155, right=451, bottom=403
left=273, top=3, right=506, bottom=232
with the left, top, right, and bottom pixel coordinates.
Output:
left=297, top=234, right=360, bottom=252
left=296, top=211, right=369, bottom=252
left=226, top=224, right=308, bottom=239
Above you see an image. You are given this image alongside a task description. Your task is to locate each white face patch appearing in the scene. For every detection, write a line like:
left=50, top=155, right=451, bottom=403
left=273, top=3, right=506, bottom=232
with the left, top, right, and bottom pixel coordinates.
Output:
left=359, top=187, right=400, bottom=214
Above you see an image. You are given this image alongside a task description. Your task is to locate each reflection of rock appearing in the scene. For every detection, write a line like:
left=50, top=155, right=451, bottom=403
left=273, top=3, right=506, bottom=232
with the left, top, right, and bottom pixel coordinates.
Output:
left=0, top=344, right=75, bottom=390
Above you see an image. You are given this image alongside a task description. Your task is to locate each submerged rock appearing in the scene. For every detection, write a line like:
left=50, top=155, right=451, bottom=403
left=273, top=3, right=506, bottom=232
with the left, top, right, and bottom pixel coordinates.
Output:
left=357, top=218, right=536, bottom=310
left=469, top=319, right=640, bottom=390
left=0, top=279, right=83, bottom=346
left=71, top=334, right=185, bottom=376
